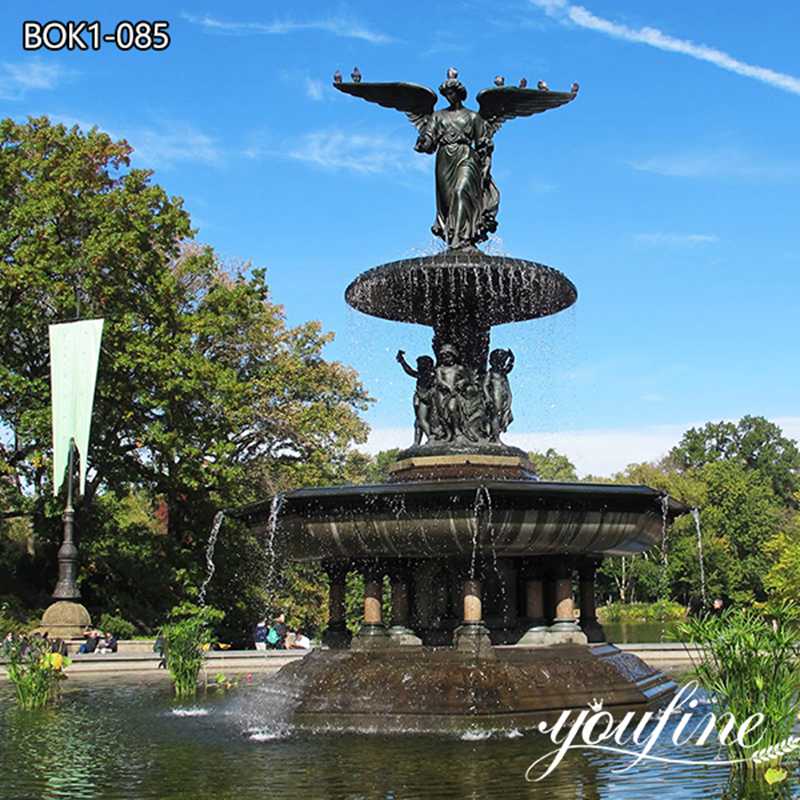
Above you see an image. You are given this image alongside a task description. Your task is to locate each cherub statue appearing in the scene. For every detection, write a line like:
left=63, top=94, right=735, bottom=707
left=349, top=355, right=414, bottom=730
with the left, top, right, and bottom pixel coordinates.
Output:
left=484, top=348, right=515, bottom=441
left=396, top=350, right=437, bottom=445
left=334, top=67, right=578, bottom=249
left=434, top=344, right=473, bottom=442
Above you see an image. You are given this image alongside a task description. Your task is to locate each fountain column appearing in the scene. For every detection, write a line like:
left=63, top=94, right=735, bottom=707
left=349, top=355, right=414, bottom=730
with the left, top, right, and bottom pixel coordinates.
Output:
left=578, top=558, right=606, bottom=643
left=453, top=563, right=495, bottom=658
left=518, top=559, right=548, bottom=645
left=322, top=561, right=352, bottom=649
left=546, top=560, right=588, bottom=645
left=388, top=561, right=422, bottom=646
left=352, top=561, right=390, bottom=650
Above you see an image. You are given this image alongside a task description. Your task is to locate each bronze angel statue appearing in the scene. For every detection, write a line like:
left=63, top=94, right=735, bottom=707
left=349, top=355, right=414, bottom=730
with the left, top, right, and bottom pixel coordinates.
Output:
left=333, top=67, right=578, bottom=250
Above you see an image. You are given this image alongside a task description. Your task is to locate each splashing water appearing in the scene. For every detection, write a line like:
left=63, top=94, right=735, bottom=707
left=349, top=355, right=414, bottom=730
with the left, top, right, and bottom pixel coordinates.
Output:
left=471, top=486, right=492, bottom=579
left=659, top=494, right=670, bottom=571
left=198, top=511, right=225, bottom=605
left=691, top=507, right=708, bottom=607
left=263, top=493, right=285, bottom=606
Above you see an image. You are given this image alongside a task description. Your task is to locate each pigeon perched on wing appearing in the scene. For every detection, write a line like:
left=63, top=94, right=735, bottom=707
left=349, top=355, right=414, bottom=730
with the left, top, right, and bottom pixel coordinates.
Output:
left=351, top=66, right=362, bottom=83
left=494, top=75, right=505, bottom=87
left=537, top=80, right=549, bottom=91
left=519, top=77, right=528, bottom=88
left=571, top=81, right=580, bottom=94
left=333, top=70, right=342, bottom=84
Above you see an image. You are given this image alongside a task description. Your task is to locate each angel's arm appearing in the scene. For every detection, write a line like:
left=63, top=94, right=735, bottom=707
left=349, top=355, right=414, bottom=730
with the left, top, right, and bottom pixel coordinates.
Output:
left=414, top=115, right=437, bottom=154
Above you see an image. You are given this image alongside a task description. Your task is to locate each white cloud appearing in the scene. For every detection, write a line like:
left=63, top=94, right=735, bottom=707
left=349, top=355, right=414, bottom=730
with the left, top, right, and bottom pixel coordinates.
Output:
left=182, top=13, right=391, bottom=44
left=286, top=129, right=429, bottom=175
left=530, top=1, right=800, bottom=95
left=630, top=148, right=800, bottom=181
left=305, top=78, right=325, bottom=101
left=633, top=232, right=719, bottom=246
left=47, top=114, right=221, bottom=169
left=365, top=417, right=800, bottom=478
left=0, top=60, right=67, bottom=100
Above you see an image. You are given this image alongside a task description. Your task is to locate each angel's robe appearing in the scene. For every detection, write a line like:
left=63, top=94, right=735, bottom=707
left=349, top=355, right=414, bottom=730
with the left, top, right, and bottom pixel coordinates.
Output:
left=424, top=108, right=499, bottom=249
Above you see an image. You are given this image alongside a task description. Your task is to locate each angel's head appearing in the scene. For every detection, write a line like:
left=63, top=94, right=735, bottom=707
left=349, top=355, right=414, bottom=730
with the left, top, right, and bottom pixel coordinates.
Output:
left=439, top=77, right=467, bottom=105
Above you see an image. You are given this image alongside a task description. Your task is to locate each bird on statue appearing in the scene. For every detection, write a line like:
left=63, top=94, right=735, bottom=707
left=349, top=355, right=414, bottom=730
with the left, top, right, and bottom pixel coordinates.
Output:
left=333, top=70, right=342, bottom=84
left=351, top=66, right=362, bottom=83
left=519, top=77, right=528, bottom=88
left=447, top=66, right=458, bottom=79
left=537, top=80, right=549, bottom=91
left=494, top=75, right=505, bottom=87
left=571, top=81, right=580, bottom=94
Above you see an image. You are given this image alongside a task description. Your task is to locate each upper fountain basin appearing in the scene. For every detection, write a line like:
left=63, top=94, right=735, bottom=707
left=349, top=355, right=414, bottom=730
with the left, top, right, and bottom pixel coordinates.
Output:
left=345, top=251, right=577, bottom=326
left=236, top=480, right=688, bottom=562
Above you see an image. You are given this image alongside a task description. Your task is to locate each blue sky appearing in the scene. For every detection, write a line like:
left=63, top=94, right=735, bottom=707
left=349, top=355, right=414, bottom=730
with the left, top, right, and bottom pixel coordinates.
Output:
left=2, top=2, right=799, bottom=473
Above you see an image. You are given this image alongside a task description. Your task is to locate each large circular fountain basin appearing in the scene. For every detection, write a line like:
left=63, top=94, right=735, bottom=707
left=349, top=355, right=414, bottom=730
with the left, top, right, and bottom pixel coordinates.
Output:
left=238, top=481, right=686, bottom=562
left=345, top=251, right=577, bottom=326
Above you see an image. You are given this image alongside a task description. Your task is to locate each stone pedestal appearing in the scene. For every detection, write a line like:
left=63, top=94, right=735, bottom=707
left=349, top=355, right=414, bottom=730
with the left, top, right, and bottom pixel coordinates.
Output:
left=352, top=565, right=391, bottom=651
left=453, top=578, right=494, bottom=658
left=39, top=600, right=92, bottom=639
left=388, top=564, right=422, bottom=647
left=579, top=558, right=606, bottom=643
left=545, top=563, right=587, bottom=645
left=322, top=562, right=352, bottom=649
left=517, top=561, right=548, bottom=645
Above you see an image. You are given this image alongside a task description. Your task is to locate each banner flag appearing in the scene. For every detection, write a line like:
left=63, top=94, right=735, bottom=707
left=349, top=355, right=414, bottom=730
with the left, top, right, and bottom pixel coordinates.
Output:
left=49, top=318, right=104, bottom=496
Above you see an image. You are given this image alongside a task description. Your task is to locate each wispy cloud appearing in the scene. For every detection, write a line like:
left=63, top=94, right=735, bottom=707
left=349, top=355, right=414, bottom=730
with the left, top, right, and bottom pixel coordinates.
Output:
left=633, top=232, right=719, bottom=246
left=182, top=12, right=392, bottom=44
left=48, top=114, right=221, bottom=169
left=0, top=60, right=68, bottom=100
left=305, top=78, right=325, bottom=101
left=530, top=1, right=800, bottom=95
left=284, top=129, right=429, bottom=175
left=630, top=148, right=800, bottom=180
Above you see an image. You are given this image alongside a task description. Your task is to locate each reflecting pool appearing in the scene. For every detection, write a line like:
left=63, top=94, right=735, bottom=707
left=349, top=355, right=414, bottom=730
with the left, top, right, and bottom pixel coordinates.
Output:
left=1, top=679, right=795, bottom=799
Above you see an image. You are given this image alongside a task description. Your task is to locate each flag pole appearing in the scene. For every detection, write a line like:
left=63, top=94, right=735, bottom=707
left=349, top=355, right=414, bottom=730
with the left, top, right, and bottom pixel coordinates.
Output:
left=52, top=438, right=80, bottom=600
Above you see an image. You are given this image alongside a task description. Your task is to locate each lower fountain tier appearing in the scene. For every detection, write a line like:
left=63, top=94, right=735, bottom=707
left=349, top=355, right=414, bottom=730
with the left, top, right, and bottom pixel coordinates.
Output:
left=266, top=644, right=675, bottom=733
left=237, top=480, right=687, bottom=561
left=344, top=250, right=577, bottom=327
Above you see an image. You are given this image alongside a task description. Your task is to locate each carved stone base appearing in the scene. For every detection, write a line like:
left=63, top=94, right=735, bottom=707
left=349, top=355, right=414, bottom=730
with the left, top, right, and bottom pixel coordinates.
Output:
left=453, top=623, right=495, bottom=659
left=388, top=625, right=423, bottom=647
left=351, top=624, right=393, bottom=651
left=517, top=621, right=549, bottom=646
left=545, top=622, right=588, bottom=646
left=267, top=643, right=676, bottom=733
left=39, top=601, right=92, bottom=639
left=389, top=453, right=537, bottom=483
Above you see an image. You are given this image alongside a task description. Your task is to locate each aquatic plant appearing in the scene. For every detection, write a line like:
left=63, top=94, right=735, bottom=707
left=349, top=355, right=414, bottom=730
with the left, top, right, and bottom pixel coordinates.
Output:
left=160, top=603, right=223, bottom=699
left=4, top=635, right=70, bottom=709
left=677, top=601, right=800, bottom=781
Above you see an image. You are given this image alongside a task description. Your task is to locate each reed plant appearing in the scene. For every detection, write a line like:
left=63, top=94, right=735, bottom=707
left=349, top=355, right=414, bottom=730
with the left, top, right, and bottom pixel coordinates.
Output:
left=677, top=601, right=800, bottom=783
left=160, top=603, right=223, bottom=699
left=4, top=635, right=70, bottom=709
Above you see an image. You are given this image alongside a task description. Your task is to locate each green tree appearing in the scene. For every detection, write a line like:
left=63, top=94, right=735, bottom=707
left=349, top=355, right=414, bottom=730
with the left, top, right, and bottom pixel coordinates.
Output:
left=528, top=448, right=578, bottom=482
left=667, top=416, right=800, bottom=505
left=0, top=117, right=371, bottom=638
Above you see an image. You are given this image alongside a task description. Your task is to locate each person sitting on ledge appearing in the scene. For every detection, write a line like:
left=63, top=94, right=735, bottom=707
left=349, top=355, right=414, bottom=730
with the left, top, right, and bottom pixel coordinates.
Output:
left=96, top=631, right=118, bottom=654
left=267, top=612, right=288, bottom=649
left=253, top=617, right=269, bottom=651
left=289, top=628, right=311, bottom=649
left=78, top=628, right=101, bottom=654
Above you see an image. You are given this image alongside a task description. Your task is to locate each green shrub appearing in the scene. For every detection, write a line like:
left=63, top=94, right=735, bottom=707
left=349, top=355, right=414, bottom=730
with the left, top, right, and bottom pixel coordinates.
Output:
left=4, top=635, right=71, bottom=709
left=677, top=601, right=800, bottom=776
left=598, top=600, right=686, bottom=623
left=98, top=613, right=136, bottom=640
left=160, top=603, right=223, bottom=699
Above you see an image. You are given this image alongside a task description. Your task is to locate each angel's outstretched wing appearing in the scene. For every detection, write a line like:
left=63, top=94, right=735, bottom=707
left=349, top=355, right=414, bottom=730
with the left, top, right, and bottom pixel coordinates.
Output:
left=477, top=85, right=578, bottom=136
left=333, top=82, right=438, bottom=131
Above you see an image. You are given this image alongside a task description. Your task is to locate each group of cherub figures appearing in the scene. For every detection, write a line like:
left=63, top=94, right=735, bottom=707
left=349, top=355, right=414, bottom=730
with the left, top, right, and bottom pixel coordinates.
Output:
left=396, top=344, right=514, bottom=447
